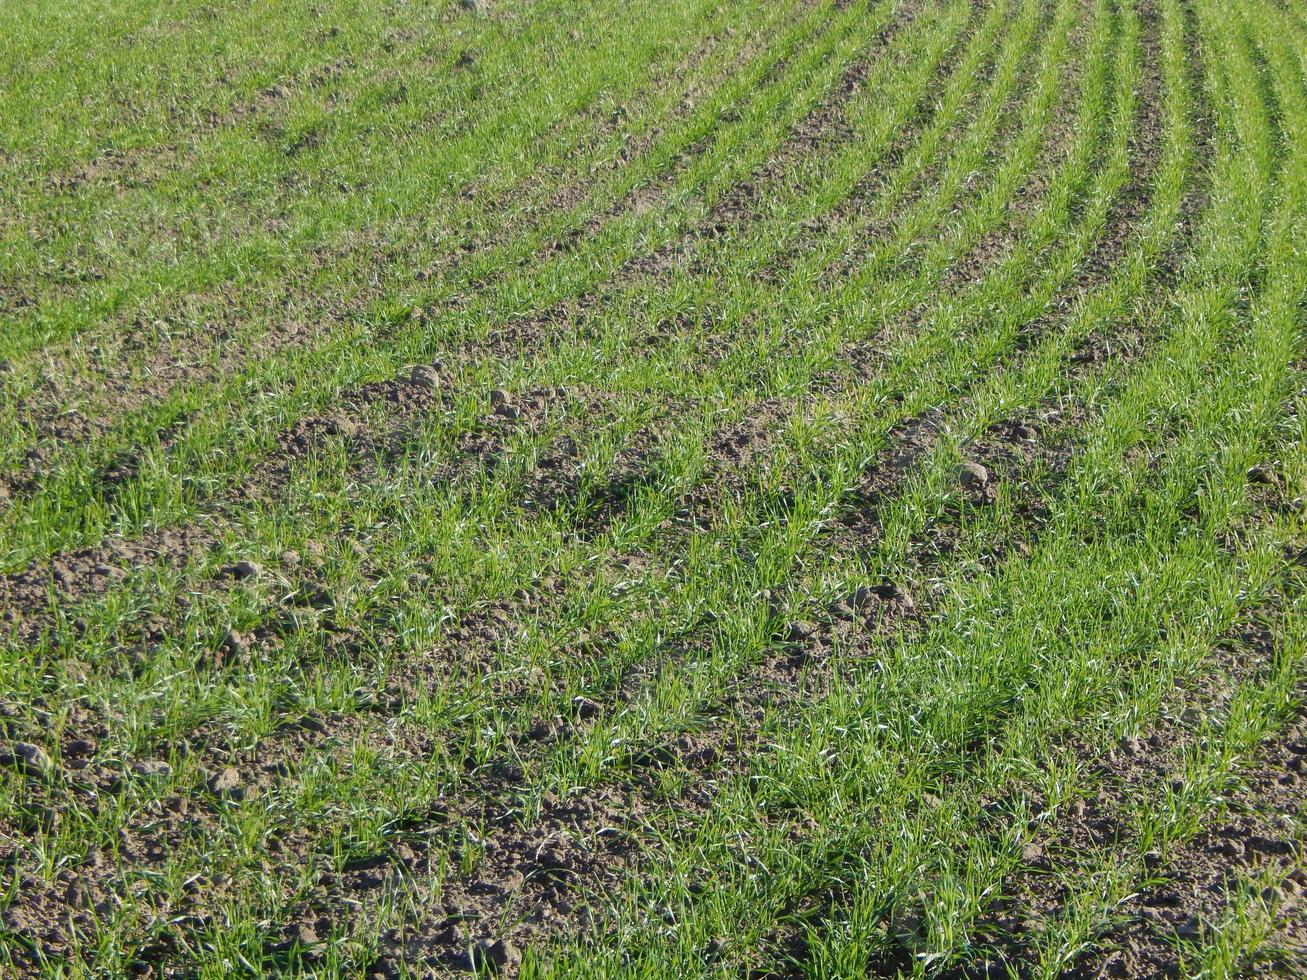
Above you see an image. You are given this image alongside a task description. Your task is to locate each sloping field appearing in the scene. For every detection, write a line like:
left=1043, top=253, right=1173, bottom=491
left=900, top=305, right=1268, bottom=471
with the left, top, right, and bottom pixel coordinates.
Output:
left=2, top=0, right=1306, bottom=975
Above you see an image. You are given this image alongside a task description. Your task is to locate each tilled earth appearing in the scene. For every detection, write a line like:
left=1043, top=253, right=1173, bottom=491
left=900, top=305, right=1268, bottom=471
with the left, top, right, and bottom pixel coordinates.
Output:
left=2, top=0, right=1306, bottom=976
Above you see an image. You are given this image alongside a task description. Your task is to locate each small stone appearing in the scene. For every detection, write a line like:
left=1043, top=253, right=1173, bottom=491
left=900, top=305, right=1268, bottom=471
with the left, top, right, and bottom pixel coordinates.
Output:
left=957, top=461, right=990, bottom=488
left=1021, top=842, right=1047, bottom=866
left=1, top=742, right=54, bottom=778
left=219, top=560, right=260, bottom=581
left=208, top=767, right=245, bottom=799
left=406, top=364, right=441, bottom=389
left=1120, top=735, right=1146, bottom=756
left=1247, top=463, right=1279, bottom=486
left=133, top=760, right=172, bottom=781
left=465, top=939, right=519, bottom=972
left=787, top=621, right=817, bottom=644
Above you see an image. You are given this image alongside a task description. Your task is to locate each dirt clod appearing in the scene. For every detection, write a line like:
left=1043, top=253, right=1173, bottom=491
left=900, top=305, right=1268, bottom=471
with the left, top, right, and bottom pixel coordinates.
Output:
left=828, top=599, right=855, bottom=620
left=220, top=628, right=249, bottom=661
left=1, top=741, right=54, bottom=778
left=207, top=767, right=245, bottom=799
left=463, top=938, right=520, bottom=972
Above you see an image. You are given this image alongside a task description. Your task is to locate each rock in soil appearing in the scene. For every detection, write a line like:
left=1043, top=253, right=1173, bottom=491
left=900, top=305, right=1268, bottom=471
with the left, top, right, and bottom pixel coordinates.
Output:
left=407, top=364, right=441, bottom=389
left=786, top=621, right=818, bottom=643
left=1247, top=463, right=1279, bottom=486
left=219, top=560, right=261, bottom=581
left=1020, top=842, right=1052, bottom=869
left=0, top=741, right=54, bottom=778
left=133, top=760, right=173, bottom=781
left=957, top=461, right=990, bottom=489
left=463, top=939, right=520, bottom=972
